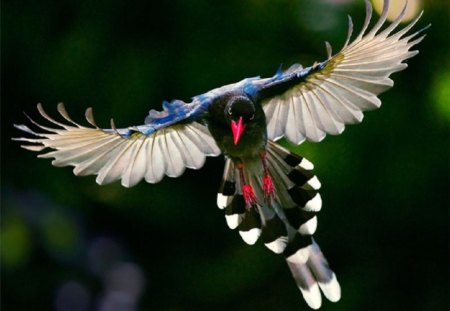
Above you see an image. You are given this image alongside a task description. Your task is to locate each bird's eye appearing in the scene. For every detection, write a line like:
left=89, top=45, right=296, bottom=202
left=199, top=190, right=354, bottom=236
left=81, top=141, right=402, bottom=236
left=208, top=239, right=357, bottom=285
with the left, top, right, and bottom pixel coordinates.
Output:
left=249, top=114, right=255, bottom=120
left=228, top=107, right=233, bottom=116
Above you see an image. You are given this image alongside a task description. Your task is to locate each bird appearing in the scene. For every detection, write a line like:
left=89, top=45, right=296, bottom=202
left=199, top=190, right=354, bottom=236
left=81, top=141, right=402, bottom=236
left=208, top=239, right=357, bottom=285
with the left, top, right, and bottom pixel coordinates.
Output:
left=13, top=0, right=428, bottom=309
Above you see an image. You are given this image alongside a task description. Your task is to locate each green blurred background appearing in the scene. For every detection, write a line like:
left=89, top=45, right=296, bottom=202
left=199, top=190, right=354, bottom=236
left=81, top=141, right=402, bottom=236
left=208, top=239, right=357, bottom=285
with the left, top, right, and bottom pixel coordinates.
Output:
left=2, top=0, right=449, bottom=310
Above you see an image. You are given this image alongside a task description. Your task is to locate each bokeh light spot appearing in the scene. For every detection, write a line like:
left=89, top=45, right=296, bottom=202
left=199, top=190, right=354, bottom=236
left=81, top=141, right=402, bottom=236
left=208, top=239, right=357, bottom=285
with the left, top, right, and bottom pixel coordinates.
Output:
left=431, top=62, right=450, bottom=122
left=104, top=262, right=145, bottom=299
left=55, top=281, right=90, bottom=311
left=1, top=215, right=31, bottom=268
left=40, top=210, right=81, bottom=259
left=372, top=0, right=421, bottom=22
left=88, top=237, right=124, bottom=276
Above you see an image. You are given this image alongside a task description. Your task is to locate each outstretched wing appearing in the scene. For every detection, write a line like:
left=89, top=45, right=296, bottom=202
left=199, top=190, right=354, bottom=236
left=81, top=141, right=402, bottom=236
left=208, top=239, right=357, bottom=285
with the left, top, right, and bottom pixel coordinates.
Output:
left=14, top=102, right=220, bottom=187
left=253, top=0, right=428, bottom=144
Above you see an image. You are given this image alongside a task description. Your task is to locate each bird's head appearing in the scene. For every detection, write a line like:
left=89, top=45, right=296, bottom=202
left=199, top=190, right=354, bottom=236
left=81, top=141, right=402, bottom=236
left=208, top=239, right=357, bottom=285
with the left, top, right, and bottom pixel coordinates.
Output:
left=225, top=96, right=256, bottom=145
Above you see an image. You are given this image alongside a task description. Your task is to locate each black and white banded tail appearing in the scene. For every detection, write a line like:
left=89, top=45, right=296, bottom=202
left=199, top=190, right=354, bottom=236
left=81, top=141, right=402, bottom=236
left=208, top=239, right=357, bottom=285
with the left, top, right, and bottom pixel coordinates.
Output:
left=217, top=141, right=340, bottom=309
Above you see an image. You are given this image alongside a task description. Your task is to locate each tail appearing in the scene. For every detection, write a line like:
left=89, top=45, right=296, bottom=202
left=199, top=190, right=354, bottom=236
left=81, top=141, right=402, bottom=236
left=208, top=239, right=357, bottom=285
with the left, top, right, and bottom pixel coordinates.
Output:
left=217, top=141, right=340, bottom=309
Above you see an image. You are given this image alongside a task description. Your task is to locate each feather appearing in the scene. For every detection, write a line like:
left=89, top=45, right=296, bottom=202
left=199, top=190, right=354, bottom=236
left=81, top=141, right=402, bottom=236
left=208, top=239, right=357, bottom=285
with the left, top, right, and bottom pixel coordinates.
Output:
left=224, top=195, right=246, bottom=229
left=260, top=0, right=426, bottom=145
left=121, top=136, right=147, bottom=188
left=84, top=107, right=99, bottom=128
left=37, top=103, right=72, bottom=129
left=176, top=130, right=206, bottom=169
left=260, top=214, right=288, bottom=254
left=14, top=105, right=220, bottom=186
left=95, top=139, right=135, bottom=185
left=146, top=133, right=166, bottom=183
left=285, top=96, right=304, bottom=144
left=161, top=130, right=186, bottom=178
left=57, top=103, right=83, bottom=127
left=285, top=237, right=340, bottom=309
left=217, top=159, right=235, bottom=209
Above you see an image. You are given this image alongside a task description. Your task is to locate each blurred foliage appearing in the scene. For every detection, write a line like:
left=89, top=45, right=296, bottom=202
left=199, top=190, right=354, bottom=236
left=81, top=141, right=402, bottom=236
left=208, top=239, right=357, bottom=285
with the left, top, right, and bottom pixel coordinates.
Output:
left=1, top=0, right=449, bottom=310
left=431, top=60, right=450, bottom=123
left=1, top=215, right=32, bottom=268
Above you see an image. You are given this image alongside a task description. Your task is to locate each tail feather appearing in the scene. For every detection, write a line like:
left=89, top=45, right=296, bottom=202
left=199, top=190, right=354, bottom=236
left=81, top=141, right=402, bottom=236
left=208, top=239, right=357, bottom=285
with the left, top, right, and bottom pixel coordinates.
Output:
left=216, top=142, right=340, bottom=308
left=217, top=159, right=235, bottom=209
left=286, top=239, right=341, bottom=309
left=266, top=142, right=340, bottom=307
left=224, top=195, right=245, bottom=229
left=259, top=214, right=288, bottom=254
left=307, top=242, right=341, bottom=303
left=266, top=141, right=322, bottom=233
left=283, top=207, right=317, bottom=232
left=237, top=207, right=262, bottom=245
left=218, top=159, right=265, bottom=245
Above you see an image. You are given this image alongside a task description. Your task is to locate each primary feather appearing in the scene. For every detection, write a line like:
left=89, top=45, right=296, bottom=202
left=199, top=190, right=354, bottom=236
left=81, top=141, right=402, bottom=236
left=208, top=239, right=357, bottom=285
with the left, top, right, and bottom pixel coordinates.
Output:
left=259, top=0, right=428, bottom=144
left=14, top=103, right=220, bottom=187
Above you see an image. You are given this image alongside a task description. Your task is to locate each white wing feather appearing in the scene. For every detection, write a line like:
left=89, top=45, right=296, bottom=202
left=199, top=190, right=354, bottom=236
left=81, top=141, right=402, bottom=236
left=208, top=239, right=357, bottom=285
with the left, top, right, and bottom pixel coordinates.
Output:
left=263, top=0, right=427, bottom=144
left=14, top=103, right=220, bottom=187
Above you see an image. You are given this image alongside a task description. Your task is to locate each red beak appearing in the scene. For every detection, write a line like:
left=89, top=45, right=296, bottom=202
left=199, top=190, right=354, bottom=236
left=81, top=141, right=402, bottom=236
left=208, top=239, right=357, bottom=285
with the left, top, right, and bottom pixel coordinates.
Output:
left=231, top=116, right=246, bottom=145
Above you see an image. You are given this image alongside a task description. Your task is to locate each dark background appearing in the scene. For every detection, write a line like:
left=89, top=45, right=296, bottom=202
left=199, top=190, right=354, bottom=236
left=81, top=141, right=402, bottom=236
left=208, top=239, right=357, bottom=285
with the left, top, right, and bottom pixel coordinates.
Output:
left=2, top=0, right=449, bottom=310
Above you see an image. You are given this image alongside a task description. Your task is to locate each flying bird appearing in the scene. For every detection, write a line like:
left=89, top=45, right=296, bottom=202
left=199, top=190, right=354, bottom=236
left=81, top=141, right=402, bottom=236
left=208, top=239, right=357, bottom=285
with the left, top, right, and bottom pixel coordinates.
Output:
left=14, top=0, right=427, bottom=309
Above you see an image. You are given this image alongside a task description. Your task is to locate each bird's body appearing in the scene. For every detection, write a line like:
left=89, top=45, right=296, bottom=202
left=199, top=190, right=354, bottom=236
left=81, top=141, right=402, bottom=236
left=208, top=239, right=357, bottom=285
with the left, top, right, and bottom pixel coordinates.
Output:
left=13, top=1, right=428, bottom=309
